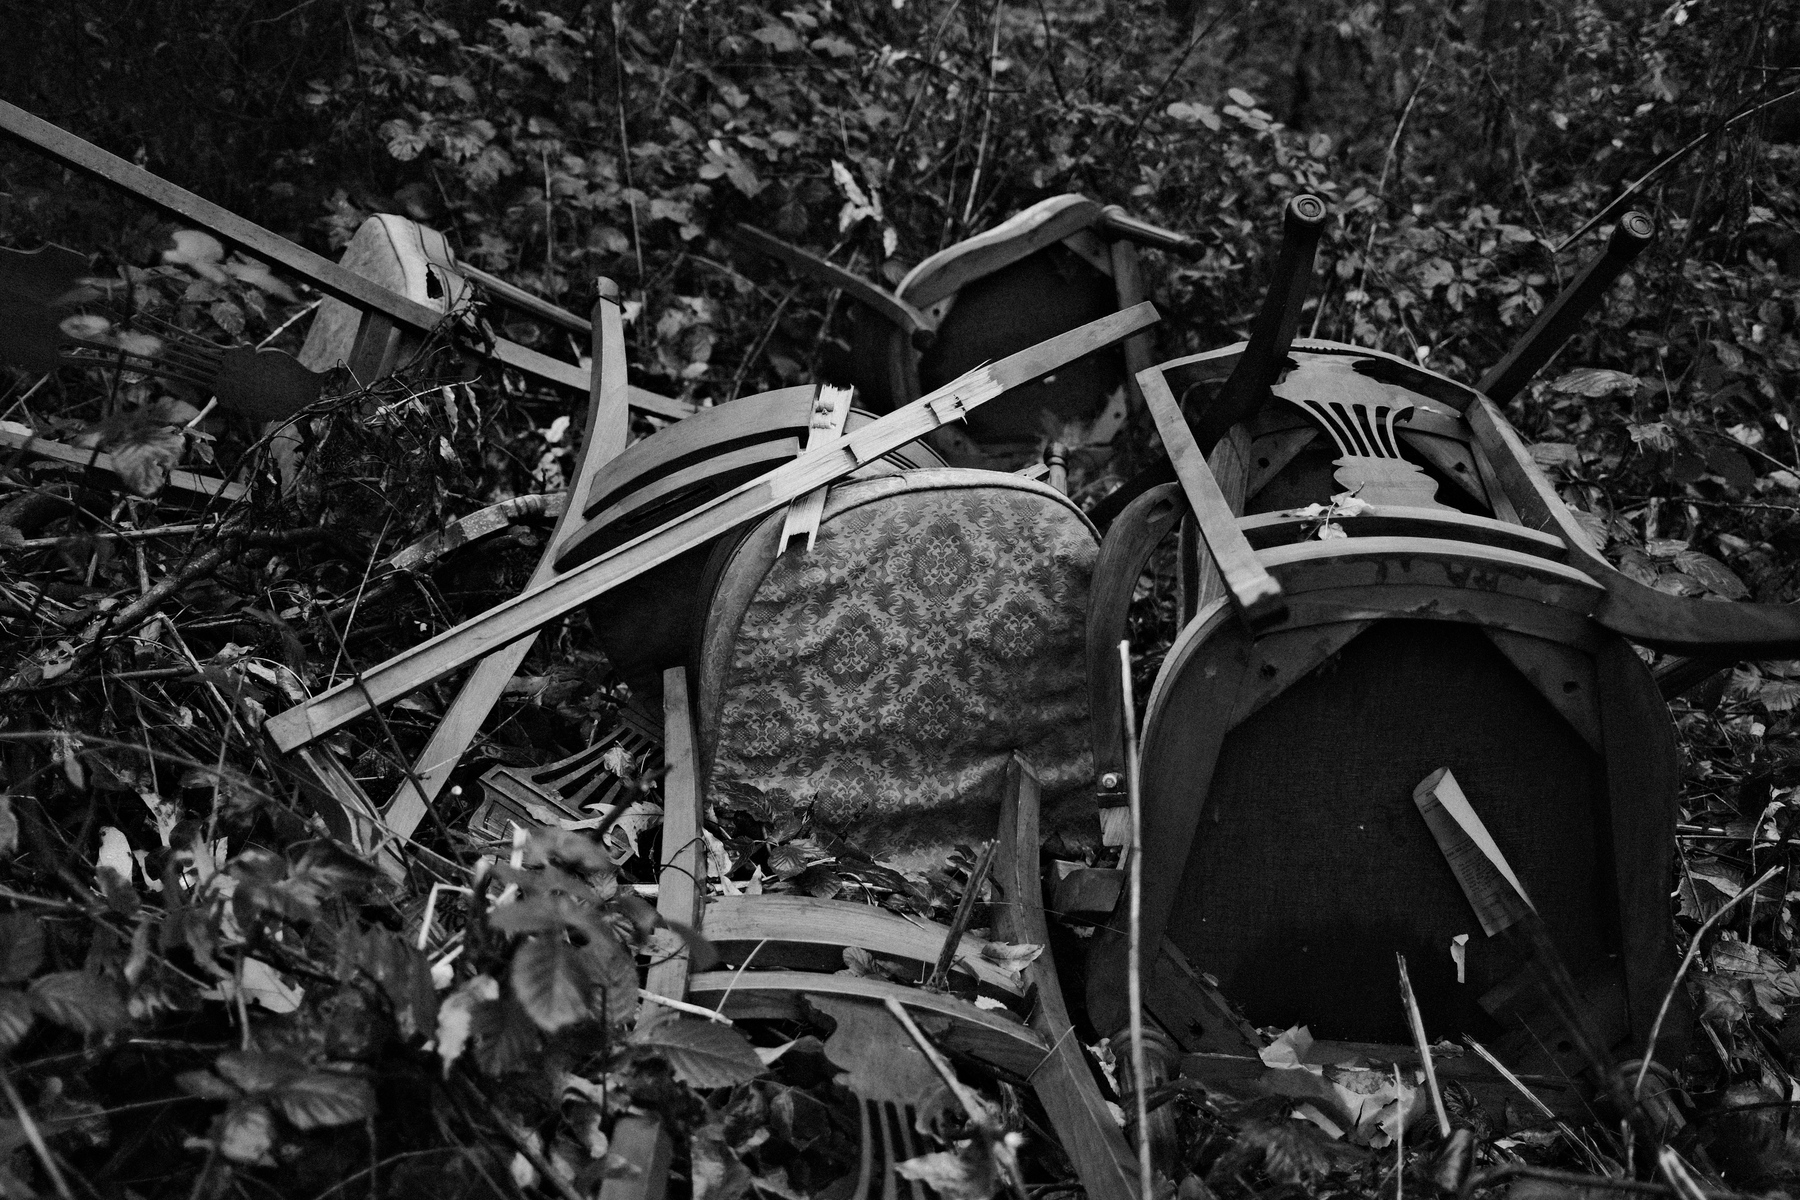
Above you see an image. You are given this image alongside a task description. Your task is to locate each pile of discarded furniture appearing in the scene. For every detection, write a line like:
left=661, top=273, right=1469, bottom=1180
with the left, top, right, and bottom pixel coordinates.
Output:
left=8, top=97, right=1800, bottom=1197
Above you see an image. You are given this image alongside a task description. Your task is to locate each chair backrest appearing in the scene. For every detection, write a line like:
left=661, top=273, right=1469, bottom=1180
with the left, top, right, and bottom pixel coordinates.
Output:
left=694, top=468, right=1099, bottom=869
left=1086, top=341, right=1683, bottom=1079
left=553, top=394, right=945, bottom=693
left=297, top=215, right=469, bottom=376
left=884, top=196, right=1127, bottom=447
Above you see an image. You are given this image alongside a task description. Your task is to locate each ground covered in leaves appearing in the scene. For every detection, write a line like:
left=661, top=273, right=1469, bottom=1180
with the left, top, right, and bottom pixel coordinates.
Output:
left=3, top=0, right=1800, bottom=1198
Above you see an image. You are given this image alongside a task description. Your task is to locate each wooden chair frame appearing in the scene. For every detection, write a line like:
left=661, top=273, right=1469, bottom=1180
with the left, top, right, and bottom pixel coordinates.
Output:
left=1081, top=330, right=1800, bottom=1114
left=617, top=666, right=1138, bottom=1200
left=735, top=195, right=1195, bottom=439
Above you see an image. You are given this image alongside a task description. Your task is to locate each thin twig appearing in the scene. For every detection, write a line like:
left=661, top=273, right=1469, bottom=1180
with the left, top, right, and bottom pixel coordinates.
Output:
left=0, top=1068, right=77, bottom=1200
left=1635, top=861, right=1784, bottom=1097
left=929, top=838, right=997, bottom=990
left=1396, top=953, right=1450, bottom=1138
left=883, top=997, right=1028, bottom=1200
left=1118, top=639, right=1152, bottom=1200
left=1351, top=35, right=1443, bottom=332
left=959, top=1, right=1004, bottom=229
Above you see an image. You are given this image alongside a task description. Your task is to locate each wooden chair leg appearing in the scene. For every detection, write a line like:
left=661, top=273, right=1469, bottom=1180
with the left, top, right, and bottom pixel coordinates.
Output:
left=994, top=754, right=1139, bottom=1200
left=607, top=667, right=704, bottom=1200
left=1110, top=239, right=1152, bottom=420
left=382, top=283, right=633, bottom=849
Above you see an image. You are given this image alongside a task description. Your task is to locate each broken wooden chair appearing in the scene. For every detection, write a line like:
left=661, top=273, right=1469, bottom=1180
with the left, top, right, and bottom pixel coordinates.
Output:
left=257, top=309, right=1159, bottom=1199
left=735, top=195, right=1195, bottom=462
left=616, top=666, right=1139, bottom=1200
left=0, top=100, right=691, bottom=424
left=549, top=384, right=946, bottom=693
left=1080, top=197, right=1800, bottom=1143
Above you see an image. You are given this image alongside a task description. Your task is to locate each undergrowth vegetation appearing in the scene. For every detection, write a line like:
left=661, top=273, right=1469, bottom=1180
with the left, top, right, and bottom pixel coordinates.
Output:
left=2, top=0, right=1800, bottom=1197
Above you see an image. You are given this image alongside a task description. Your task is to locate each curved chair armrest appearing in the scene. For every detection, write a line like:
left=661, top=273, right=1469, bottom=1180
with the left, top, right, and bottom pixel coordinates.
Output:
left=1097, top=204, right=1201, bottom=255
left=1594, top=575, right=1800, bottom=658
left=897, top=195, right=1104, bottom=308
left=731, top=224, right=936, bottom=349
left=1087, top=482, right=1189, bottom=799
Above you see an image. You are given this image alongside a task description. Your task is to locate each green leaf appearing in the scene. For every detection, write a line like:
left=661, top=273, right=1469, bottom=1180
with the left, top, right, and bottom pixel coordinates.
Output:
left=270, top=1072, right=377, bottom=1129
left=1674, top=550, right=1749, bottom=600
left=0, top=914, right=44, bottom=984
left=0, top=990, right=33, bottom=1050
left=751, top=22, right=802, bottom=53
left=632, top=1017, right=765, bottom=1088
left=895, top=1144, right=1002, bottom=1200
left=337, top=925, right=437, bottom=1040
left=106, top=422, right=184, bottom=498
left=218, top=1102, right=277, bottom=1166
left=1549, top=368, right=1641, bottom=398
left=510, top=936, right=593, bottom=1032
left=214, top=1050, right=310, bottom=1094
left=176, top=1070, right=242, bottom=1102
left=28, top=971, right=130, bottom=1035
left=582, top=928, right=640, bottom=1027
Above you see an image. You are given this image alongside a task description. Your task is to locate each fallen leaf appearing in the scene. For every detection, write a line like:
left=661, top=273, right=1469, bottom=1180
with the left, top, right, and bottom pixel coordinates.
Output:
left=1550, top=368, right=1641, bottom=398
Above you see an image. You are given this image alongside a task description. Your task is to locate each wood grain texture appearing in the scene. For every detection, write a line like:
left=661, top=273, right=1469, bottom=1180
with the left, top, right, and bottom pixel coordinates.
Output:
left=993, top=755, right=1140, bottom=1200
left=700, top=895, right=1022, bottom=995
left=381, top=289, right=633, bottom=847
left=267, top=303, right=1157, bottom=750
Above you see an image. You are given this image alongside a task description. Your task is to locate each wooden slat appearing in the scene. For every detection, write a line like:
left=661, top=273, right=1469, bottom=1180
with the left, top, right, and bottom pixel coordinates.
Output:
left=734, top=225, right=935, bottom=342
left=597, top=1116, right=671, bottom=1200
left=266, top=304, right=1157, bottom=750
left=701, top=895, right=1021, bottom=995
left=898, top=195, right=1103, bottom=309
left=994, top=756, right=1140, bottom=1200
left=1138, top=367, right=1285, bottom=626
left=646, top=668, right=703, bottom=999
left=0, top=421, right=247, bottom=503
left=1189, top=427, right=1252, bottom=614
left=1087, top=482, right=1186, bottom=798
left=1483, top=630, right=1604, bottom=753
left=684, top=970, right=1047, bottom=1078
left=1238, top=505, right=1568, bottom=559
left=1464, top=397, right=1608, bottom=570
left=381, top=287, right=634, bottom=846
left=0, top=99, right=691, bottom=422
left=1594, top=639, right=1683, bottom=1041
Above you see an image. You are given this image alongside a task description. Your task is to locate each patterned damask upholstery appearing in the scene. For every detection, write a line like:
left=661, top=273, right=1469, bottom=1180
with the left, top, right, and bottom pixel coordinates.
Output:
left=696, top=469, right=1099, bottom=867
